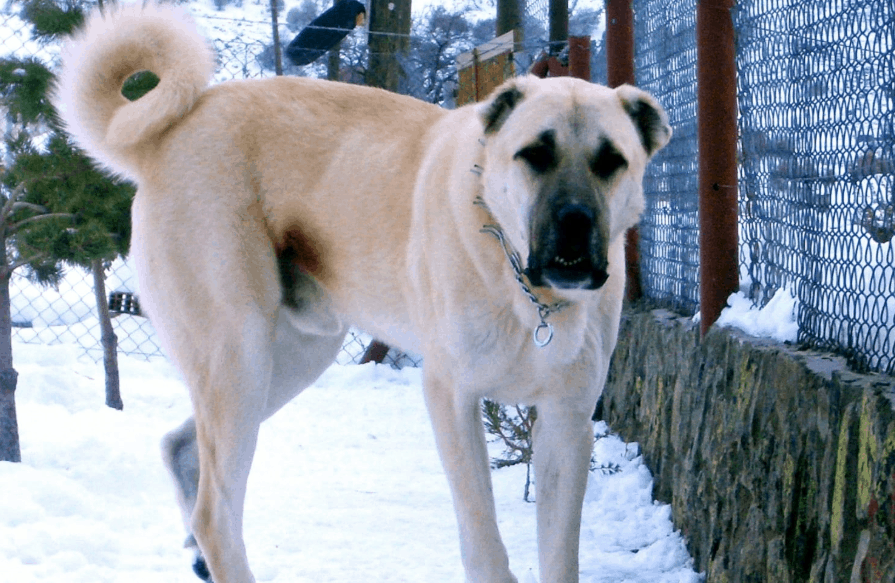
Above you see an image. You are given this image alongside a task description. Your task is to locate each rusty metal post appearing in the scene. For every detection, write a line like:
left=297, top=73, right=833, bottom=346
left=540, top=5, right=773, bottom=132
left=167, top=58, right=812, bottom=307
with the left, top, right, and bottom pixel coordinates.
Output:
left=697, top=0, right=739, bottom=335
left=568, top=36, right=591, bottom=81
left=605, top=0, right=642, bottom=303
left=606, top=0, right=634, bottom=86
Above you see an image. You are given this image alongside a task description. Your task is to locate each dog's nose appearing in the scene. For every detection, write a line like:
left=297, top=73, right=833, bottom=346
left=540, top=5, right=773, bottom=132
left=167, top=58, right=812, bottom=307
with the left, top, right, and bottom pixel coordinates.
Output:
left=556, top=204, right=594, bottom=235
left=554, top=203, right=594, bottom=261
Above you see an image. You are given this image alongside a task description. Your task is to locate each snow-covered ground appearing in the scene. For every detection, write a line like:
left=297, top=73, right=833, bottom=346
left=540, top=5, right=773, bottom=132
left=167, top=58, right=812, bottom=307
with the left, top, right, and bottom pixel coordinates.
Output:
left=0, top=337, right=702, bottom=583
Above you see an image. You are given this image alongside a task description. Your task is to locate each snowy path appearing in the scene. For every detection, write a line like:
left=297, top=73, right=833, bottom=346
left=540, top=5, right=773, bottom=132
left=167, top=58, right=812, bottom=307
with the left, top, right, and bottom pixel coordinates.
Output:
left=1, top=341, right=701, bottom=582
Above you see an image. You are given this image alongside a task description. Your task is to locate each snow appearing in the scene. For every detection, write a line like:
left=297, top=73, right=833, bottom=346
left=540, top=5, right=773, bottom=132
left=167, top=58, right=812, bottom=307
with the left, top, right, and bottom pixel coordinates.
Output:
left=714, top=286, right=800, bottom=343
left=0, top=338, right=702, bottom=582
left=692, top=283, right=800, bottom=343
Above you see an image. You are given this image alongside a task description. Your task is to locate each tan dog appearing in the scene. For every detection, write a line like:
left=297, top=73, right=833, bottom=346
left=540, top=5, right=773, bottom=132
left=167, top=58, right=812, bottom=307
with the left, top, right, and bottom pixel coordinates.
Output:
left=54, top=4, right=670, bottom=582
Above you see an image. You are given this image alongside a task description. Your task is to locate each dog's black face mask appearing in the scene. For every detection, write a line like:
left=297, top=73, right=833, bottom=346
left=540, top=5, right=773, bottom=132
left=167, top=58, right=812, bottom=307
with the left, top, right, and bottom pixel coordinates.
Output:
left=520, top=132, right=618, bottom=291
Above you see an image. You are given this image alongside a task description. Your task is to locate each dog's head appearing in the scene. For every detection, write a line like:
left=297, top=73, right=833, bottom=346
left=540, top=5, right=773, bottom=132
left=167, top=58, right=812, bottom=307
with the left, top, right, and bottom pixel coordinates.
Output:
left=476, top=76, right=671, bottom=293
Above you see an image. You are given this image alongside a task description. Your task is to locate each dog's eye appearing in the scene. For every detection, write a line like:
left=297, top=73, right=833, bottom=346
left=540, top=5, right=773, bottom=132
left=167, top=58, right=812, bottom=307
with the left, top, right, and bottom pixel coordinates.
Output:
left=515, top=143, right=557, bottom=173
left=591, top=143, right=627, bottom=179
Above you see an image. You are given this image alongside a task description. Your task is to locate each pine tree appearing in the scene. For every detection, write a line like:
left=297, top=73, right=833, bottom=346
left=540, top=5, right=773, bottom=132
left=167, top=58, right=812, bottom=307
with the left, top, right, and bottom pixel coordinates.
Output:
left=0, top=0, right=149, bottom=461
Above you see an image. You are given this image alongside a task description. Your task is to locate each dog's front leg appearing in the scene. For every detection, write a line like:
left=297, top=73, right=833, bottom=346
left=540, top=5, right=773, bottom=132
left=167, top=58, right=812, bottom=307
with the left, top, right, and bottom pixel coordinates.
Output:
left=530, top=398, right=595, bottom=583
left=422, top=367, right=518, bottom=583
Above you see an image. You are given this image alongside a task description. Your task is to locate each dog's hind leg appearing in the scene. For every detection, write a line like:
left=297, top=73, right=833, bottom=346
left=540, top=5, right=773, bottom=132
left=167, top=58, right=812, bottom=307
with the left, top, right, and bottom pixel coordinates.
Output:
left=161, top=418, right=207, bottom=577
left=162, top=308, right=346, bottom=581
left=180, top=316, right=274, bottom=583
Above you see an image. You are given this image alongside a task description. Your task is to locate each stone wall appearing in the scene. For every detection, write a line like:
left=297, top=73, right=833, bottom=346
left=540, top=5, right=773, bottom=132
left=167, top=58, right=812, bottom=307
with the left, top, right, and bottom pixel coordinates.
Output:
left=599, top=308, right=895, bottom=583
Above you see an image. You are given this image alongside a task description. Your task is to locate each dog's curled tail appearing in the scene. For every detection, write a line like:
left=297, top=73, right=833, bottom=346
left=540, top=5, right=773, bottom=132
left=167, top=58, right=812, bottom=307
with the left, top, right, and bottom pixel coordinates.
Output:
left=53, top=2, right=215, bottom=179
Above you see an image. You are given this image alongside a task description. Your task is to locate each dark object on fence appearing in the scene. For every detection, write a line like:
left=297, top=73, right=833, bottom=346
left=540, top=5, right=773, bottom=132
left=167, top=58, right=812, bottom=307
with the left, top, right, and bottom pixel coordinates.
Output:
left=285, top=0, right=366, bottom=67
left=529, top=36, right=590, bottom=79
left=605, top=0, right=641, bottom=302
left=697, top=0, right=739, bottom=335
left=359, top=339, right=389, bottom=365
left=108, top=291, right=142, bottom=316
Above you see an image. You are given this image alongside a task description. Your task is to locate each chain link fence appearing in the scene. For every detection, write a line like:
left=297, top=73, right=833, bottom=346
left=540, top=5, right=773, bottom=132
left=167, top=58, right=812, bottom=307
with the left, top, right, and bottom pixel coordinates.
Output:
left=633, top=0, right=700, bottom=315
left=735, top=0, right=894, bottom=374
left=634, top=0, right=894, bottom=374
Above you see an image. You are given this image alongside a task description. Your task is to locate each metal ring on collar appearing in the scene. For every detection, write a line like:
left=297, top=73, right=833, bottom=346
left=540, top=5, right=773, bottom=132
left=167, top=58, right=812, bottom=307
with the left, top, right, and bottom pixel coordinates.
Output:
left=533, top=321, right=554, bottom=347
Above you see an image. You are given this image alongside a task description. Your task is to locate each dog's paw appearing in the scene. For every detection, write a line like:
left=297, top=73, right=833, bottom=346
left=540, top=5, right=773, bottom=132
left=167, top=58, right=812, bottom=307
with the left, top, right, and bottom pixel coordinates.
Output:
left=192, top=555, right=212, bottom=581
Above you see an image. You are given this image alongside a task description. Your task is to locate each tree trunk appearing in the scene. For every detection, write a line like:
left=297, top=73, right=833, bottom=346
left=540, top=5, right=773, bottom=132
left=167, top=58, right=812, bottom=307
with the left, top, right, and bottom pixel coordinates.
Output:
left=92, top=259, right=122, bottom=410
left=496, top=0, right=522, bottom=38
left=0, top=368, right=20, bottom=463
left=327, top=0, right=341, bottom=81
left=549, top=0, right=568, bottom=52
left=0, top=244, right=21, bottom=462
left=270, top=0, right=283, bottom=76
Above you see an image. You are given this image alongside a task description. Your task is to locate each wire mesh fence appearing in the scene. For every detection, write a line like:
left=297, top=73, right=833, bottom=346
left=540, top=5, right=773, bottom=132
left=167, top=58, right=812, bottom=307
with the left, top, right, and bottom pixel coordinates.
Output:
left=9, top=260, right=164, bottom=360
left=632, top=0, right=894, bottom=374
left=735, top=0, right=894, bottom=374
left=633, top=0, right=700, bottom=315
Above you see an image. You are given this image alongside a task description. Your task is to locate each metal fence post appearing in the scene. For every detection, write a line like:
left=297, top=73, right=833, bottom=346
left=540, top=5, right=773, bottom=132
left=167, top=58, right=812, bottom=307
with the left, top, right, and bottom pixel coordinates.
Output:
left=605, top=0, right=642, bottom=303
left=568, top=36, right=591, bottom=81
left=697, top=0, right=739, bottom=335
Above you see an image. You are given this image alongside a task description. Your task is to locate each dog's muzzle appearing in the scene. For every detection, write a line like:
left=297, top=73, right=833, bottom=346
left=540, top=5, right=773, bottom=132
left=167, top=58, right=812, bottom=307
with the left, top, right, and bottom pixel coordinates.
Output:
left=526, top=202, right=609, bottom=291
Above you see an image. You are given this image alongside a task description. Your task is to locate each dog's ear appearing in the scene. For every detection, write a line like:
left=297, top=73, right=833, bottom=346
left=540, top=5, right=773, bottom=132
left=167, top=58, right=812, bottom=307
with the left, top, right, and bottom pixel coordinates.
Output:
left=615, top=85, right=672, bottom=157
left=479, top=80, right=525, bottom=135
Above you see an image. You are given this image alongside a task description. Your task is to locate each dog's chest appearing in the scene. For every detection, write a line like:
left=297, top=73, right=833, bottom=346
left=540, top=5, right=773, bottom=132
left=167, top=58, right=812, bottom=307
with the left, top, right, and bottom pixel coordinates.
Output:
left=450, top=317, right=599, bottom=401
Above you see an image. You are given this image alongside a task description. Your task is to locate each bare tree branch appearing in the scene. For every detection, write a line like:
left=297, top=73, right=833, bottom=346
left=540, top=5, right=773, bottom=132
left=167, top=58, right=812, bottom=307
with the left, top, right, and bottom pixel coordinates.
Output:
left=0, top=185, right=26, bottom=222
left=10, top=201, right=49, bottom=215
left=8, top=212, right=74, bottom=235
left=7, top=252, right=48, bottom=273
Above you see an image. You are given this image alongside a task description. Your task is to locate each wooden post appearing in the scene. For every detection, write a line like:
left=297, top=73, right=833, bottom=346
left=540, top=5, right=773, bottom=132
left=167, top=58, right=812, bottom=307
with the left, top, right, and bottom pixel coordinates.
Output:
left=326, top=0, right=341, bottom=81
left=496, top=0, right=521, bottom=39
left=367, top=0, right=412, bottom=92
left=568, top=36, right=590, bottom=80
left=359, top=341, right=390, bottom=365
left=605, top=0, right=642, bottom=303
left=697, top=0, right=738, bottom=334
left=549, top=0, right=568, bottom=52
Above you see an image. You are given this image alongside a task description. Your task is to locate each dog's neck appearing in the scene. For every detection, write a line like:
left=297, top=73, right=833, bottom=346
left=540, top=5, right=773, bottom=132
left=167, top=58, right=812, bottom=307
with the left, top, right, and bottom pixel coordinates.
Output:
left=472, top=194, right=570, bottom=348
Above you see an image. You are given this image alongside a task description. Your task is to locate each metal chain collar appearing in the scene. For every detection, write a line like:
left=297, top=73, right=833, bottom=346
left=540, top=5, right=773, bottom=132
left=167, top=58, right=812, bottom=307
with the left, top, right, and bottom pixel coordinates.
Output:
left=473, top=196, right=570, bottom=348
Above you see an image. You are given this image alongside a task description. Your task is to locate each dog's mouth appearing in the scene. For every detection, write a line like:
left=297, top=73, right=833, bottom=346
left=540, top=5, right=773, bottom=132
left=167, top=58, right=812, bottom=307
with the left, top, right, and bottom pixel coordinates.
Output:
left=526, top=203, right=609, bottom=290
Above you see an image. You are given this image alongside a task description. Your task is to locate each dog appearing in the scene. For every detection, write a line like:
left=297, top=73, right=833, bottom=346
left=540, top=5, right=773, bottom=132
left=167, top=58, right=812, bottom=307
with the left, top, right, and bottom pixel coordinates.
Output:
left=53, top=4, right=670, bottom=582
